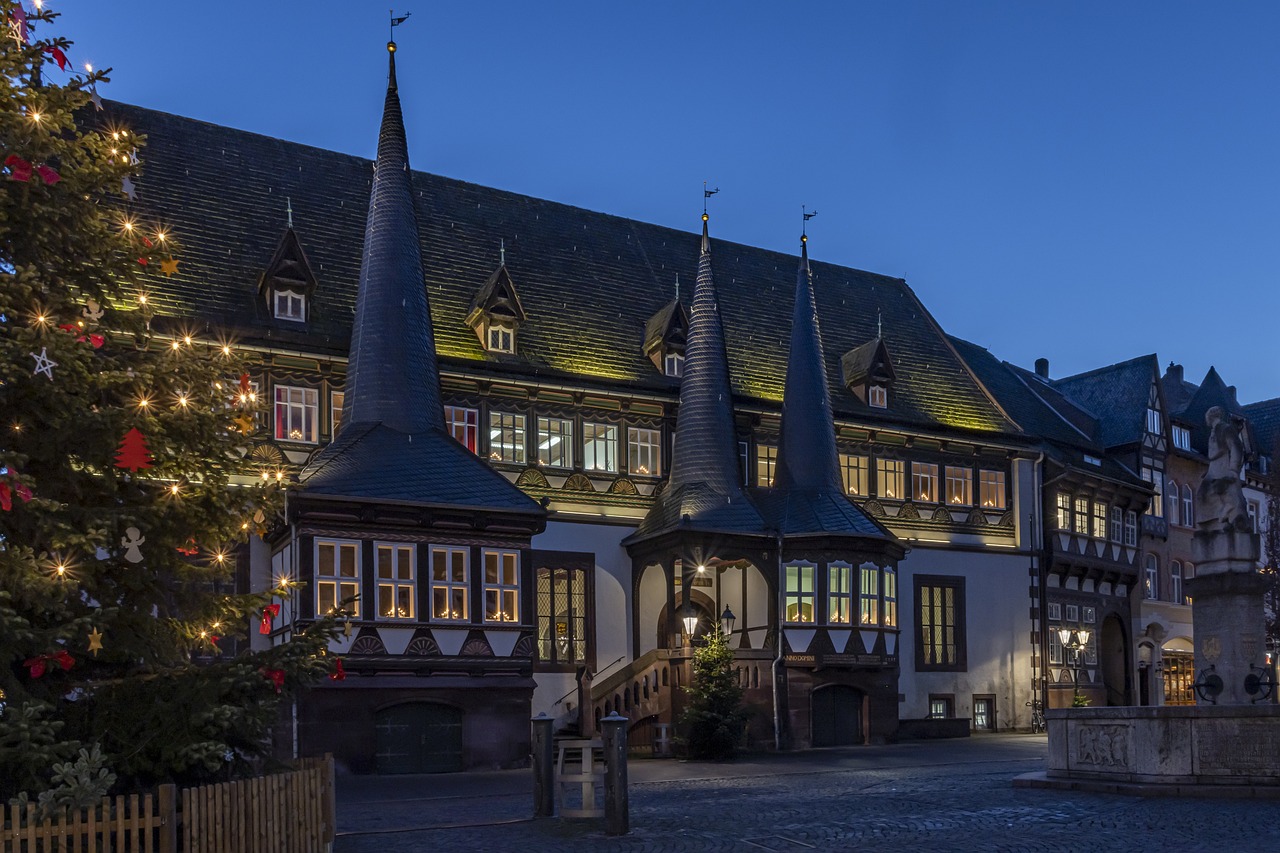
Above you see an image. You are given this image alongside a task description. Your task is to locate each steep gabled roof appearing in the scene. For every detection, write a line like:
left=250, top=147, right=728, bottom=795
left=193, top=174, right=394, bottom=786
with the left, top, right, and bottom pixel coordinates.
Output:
left=466, top=262, right=527, bottom=326
left=1182, top=366, right=1250, bottom=455
left=113, top=104, right=1017, bottom=438
left=258, top=226, right=318, bottom=298
left=840, top=336, right=896, bottom=388
left=642, top=298, right=687, bottom=356
left=1053, top=355, right=1159, bottom=449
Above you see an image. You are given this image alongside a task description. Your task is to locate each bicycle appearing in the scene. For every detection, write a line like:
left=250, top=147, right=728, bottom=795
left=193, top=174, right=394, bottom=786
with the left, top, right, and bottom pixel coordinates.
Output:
left=1025, top=699, right=1045, bottom=734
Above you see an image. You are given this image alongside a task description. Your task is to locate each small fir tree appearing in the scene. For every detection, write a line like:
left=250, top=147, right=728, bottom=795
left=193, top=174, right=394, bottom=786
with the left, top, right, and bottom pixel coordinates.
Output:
left=0, top=1, right=337, bottom=802
left=1262, top=440, right=1280, bottom=663
left=678, top=629, right=748, bottom=760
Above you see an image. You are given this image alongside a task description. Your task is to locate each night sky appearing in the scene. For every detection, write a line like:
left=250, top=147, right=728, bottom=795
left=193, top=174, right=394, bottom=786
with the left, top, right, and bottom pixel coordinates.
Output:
left=52, top=1, right=1280, bottom=403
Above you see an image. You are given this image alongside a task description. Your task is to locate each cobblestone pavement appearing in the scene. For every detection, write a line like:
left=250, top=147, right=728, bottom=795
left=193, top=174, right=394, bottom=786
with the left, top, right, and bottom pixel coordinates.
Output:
left=335, top=735, right=1280, bottom=852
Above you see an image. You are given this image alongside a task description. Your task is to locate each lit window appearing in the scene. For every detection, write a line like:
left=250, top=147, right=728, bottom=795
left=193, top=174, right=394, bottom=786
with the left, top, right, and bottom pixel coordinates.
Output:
left=1143, top=467, right=1163, bottom=517
left=840, top=454, right=868, bottom=496
left=828, top=562, right=853, bottom=625
left=430, top=547, right=469, bottom=622
left=945, top=466, right=972, bottom=506
left=316, top=539, right=360, bottom=618
left=912, top=462, right=939, bottom=503
left=628, top=427, right=661, bottom=476
left=331, top=391, right=344, bottom=436
left=663, top=352, right=684, bottom=377
left=979, top=470, right=1006, bottom=509
left=757, top=444, right=777, bottom=487
left=1182, top=485, right=1194, bottom=527
left=376, top=543, right=415, bottom=620
left=868, top=384, right=887, bottom=408
left=876, top=458, right=904, bottom=500
left=487, top=325, right=514, bottom=353
left=1110, top=506, right=1123, bottom=542
left=488, top=412, right=526, bottom=463
left=1171, top=560, right=1183, bottom=606
left=1144, top=555, right=1159, bottom=600
left=1124, top=511, right=1138, bottom=547
left=1184, top=562, right=1194, bottom=605
left=536, top=567, right=590, bottom=665
left=274, top=385, right=318, bottom=443
left=1056, top=493, right=1072, bottom=530
left=883, top=568, right=897, bottom=628
left=859, top=564, right=879, bottom=626
left=537, top=417, right=573, bottom=469
left=1092, top=501, right=1107, bottom=539
left=1172, top=425, right=1191, bottom=451
left=582, top=422, right=618, bottom=473
left=1074, top=496, right=1089, bottom=534
left=483, top=549, right=520, bottom=623
left=784, top=562, right=815, bottom=623
left=1167, top=480, right=1180, bottom=525
left=916, top=575, right=964, bottom=670
left=273, top=289, right=305, bottom=322
left=445, top=406, right=479, bottom=453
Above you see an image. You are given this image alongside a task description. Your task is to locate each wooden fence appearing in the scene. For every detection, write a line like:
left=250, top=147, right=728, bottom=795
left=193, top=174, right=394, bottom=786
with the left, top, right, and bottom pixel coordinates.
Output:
left=2, top=755, right=335, bottom=853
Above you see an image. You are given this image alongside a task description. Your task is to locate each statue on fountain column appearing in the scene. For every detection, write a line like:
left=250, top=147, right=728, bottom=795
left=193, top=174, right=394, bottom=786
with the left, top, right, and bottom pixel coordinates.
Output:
left=1196, top=406, right=1251, bottom=535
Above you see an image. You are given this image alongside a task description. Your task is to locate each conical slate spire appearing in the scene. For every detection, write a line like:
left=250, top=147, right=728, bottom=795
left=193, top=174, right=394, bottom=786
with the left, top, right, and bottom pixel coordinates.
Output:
left=774, top=234, right=843, bottom=495
left=342, top=43, right=445, bottom=434
left=667, top=214, right=747, bottom=497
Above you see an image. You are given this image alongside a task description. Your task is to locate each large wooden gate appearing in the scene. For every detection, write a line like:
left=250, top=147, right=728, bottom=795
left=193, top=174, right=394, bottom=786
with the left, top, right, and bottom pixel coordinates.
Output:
left=811, top=685, right=863, bottom=747
left=374, top=703, right=464, bottom=774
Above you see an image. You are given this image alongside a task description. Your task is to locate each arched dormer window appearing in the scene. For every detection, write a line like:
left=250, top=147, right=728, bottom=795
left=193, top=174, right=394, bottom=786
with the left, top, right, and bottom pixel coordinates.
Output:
left=258, top=226, right=318, bottom=324
left=842, top=337, right=896, bottom=410
left=643, top=299, right=688, bottom=378
left=466, top=262, right=527, bottom=356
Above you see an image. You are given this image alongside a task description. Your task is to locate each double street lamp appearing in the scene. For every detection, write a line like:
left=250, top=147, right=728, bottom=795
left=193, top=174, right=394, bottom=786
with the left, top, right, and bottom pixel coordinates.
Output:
left=1058, top=627, right=1092, bottom=703
left=680, top=604, right=737, bottom=644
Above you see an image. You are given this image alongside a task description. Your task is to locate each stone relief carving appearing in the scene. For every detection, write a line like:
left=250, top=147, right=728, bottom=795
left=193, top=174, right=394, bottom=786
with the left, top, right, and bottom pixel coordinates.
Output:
left=1076, top=725, right=1127, bottom=767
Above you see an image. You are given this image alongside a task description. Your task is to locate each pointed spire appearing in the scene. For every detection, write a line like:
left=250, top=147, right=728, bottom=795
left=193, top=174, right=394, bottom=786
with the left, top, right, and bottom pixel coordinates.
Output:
left=666, top=212, right=747, bottom=498
left=342, top=41, right=445, bottom=434
left=774, top=232, right=843, bottom=495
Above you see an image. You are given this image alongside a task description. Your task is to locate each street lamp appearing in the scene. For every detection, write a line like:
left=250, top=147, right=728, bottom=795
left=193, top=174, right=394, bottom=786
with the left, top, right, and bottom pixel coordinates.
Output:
left=681, top=603, right=699, bottom=643
left=1058, top=627, right=1092, bottom=703
left=720, top=605, right=736, bottom=637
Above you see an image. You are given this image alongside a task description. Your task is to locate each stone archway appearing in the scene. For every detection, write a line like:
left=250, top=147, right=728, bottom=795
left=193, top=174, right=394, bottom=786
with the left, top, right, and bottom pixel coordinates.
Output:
left=657, top=588, right=717, bottom=648
left=1099, top=613, right=1130, bottom=706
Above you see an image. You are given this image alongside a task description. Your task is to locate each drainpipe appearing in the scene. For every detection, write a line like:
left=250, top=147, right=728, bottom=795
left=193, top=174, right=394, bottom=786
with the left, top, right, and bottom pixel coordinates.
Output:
left=771, top=528, right=784, bottom=751
left=1031, top=451, right=1049, bottom=716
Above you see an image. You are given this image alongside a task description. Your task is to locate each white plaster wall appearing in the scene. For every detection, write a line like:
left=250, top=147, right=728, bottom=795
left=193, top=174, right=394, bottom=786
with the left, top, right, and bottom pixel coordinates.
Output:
left=637, top=563, right=666, bottom=656
left=896, top=547, right=1033, bottom=730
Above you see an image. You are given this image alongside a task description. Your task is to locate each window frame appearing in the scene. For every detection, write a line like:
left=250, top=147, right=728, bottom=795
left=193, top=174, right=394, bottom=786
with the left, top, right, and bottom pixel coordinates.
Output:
left=979, top=469, right=1006, bottom=509
left=945, top=465, right=972, bottom=507
left=627, top=426, right=661, bottom=477
left=582, top=421, right=619, bottom=473
left=915, top=574, right=966, bottom=672
left=1172, top=424, right=1191, bottom=451
left=868, top=384, right=887, bottom=408
left=1092, top=501, right=1108, bottom=539
left=827, top=561, right=853, bottom=625
left=876, top=458, right=905, bottom=500
left=1073, top=496, right=1089, bottom=535
left=487, top=324, right=514, bottom=354
left=858, top=563, right=879, bottom=626
left=1144, top=555, right=1159, bottom=600
left=375, top=542, right=416, bottom=621
left=488, top=411, right=527, bottom=464
left=274, top=384, right=319, bottom=444
left=840, top=453, right=868, bottom=497
left=663, top=351, right=684, bottom=378
left=445, top=405, right=479, bottom=453
left=883, top=567, right=898, bottom=629
left=757, top=444, right=778, bottom=487
left=1167, top=480, right=1180, bottom=526
left=1124, top=511, right=1138, bottom=547
left=911, top=461, right=940, bottom=503
left=330, top=390, right=345, bottom=436
left=273, top=288, right=306, bottom=322
left=315, top=538, right=361, bottom=619
left=1171, top=560, right=1183, bottom=606
left=1182, top=485, right=1194, bottom=527
left=784, top=561, right=816, bottom=624
left=482, top=549, right=521, bottom=624
left=537, top=416, right=574, bottom=469
left=1109, top=506, right=1123, bottom=543
left=535, top=563, right=593, bottom=669
left=430, top=546, right=470, bottom=623
left=1056, top=493, right=1072, bottom=530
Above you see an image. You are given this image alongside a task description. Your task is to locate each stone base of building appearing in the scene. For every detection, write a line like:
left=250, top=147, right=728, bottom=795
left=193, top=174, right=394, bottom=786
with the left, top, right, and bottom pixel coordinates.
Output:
left=1013, top=770, right=1280, bottom=799
left=289, top=675, right=536, bottom=774
left=1028, top=705, right=1280, bottom=796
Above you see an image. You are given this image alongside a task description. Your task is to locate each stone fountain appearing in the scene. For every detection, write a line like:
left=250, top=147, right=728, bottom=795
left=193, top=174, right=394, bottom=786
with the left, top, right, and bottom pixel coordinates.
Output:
left=1017, top=407, right=1280, bottom=796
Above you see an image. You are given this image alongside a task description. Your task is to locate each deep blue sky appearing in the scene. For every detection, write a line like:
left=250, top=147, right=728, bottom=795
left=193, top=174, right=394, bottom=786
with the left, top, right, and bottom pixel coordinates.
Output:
left=53, top=1, right=1280, bottom=403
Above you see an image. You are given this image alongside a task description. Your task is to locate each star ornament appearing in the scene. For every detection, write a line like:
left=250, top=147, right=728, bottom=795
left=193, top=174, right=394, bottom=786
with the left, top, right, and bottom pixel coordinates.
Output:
left=88, top=627, right=103, bottom=657
left=121, top=176, right=137, bottom=201
left=160, top=258, right=179, bottom=277
left=30, top=347, right=57, bottom=380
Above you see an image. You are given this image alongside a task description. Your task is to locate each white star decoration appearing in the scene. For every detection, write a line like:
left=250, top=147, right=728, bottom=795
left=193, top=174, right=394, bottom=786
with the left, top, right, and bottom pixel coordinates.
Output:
left=30, top=347, right=57, bottom=380
left=122, top=176, right=137, bottom=201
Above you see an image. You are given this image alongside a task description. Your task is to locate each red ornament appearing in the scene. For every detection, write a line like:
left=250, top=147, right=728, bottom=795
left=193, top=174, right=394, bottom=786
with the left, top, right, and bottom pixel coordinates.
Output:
left=43, top=45, right=69, bottom=71
left=114, top=428, right=154, bottom=472
left=24, top=650, right=75, bottom=679
left=87, top=333, right=104, bottom=349
left=261, top=667, right=285, bottom=693
left=34, top=165, right=59, bottom=186
left=5, top=154, right=32, bottom=183
left=259, top=603, right=280, bottom=635
left=58, top=323, right=104, bottom=348
left=137, top=257, right=148, bottom=266
left=239, top=373, right=251, bottom=395
left=329, top=658, right=346, bottom=681
left=0, top=471, right=34, bottom=511
left=175, top=538, right=198, bottom=557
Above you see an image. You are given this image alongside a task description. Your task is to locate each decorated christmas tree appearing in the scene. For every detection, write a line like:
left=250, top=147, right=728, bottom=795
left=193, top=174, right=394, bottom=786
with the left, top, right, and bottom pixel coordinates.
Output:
left=0, top=1, right=338, bottom=804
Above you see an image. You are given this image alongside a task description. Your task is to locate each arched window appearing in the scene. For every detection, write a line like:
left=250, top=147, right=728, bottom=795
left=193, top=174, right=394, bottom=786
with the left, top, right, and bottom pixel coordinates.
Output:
left=1171, top=561, right=1183, bottom=605
left=1144, top=555, right=1159, bottom=601
left=1166, top=480, right=1180, bottom=526
left=1182, top=485, right=1194, bottom=527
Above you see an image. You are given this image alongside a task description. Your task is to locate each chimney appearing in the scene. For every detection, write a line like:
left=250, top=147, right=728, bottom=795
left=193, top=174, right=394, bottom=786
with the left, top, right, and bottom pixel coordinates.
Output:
left=1034, top=358, right=1049, bottom=379
left=1165, top=362, right=1183, bottom=385
left=1228, top=385, right=1238, bottom=406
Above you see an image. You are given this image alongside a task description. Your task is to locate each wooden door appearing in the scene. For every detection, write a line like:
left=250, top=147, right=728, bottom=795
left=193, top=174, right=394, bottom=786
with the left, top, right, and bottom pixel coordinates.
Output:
left=811, top=685, right=863, bottom=747
left=375, top=703, right=464, bottom=773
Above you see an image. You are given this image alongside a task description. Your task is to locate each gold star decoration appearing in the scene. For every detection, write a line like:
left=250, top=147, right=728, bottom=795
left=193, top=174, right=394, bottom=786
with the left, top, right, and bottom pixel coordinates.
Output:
left=233, top=413, right=255, bottom=435
left=160, top=258, right=180, bottom=277
left=88, top=627, right=103, bottom=657
left=343, top=620, right=353, bottom=638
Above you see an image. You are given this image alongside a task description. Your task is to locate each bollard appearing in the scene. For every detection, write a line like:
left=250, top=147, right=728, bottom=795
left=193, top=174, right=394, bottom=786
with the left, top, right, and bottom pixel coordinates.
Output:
left=601, top=712, right=629, bottom=836
left=531, top=712, right=554, bottom=818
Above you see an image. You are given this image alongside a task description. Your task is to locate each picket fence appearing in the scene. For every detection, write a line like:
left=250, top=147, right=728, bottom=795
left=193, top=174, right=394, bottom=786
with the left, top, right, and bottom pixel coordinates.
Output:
left=2, top=755, right=335, bottom=853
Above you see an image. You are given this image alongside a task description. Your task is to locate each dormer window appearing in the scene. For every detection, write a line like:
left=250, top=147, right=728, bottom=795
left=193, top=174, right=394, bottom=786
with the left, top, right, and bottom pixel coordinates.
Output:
left=487, top=324, right=514, bottom=354
left=664, top=352, right=684, bottom=378
left=868, top=384, right=887, bottom=408
left=274, top=289, right=306, bottom=322
left=842, top=336, right=896, bottom=410
left=467, top=261, right=527, bottom=357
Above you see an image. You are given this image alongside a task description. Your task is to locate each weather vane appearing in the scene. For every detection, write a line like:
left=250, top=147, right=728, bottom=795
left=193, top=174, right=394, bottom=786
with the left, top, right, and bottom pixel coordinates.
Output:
left=390, top=10, right=411, bottom=39
left=703, top=182, right=719, bottom=214
left=802, top=205, right=817, bottom=237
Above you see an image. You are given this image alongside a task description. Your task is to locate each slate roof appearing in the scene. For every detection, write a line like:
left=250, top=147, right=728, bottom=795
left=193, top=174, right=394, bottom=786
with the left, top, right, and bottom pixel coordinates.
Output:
left=1052, top=355, right=1159, bottom=449
left=112, top=104, right=1016, bottom=437
left=1243, top=397, right=1280, bottom=457
left=840, top=336, right=895, bottom=387
left=1181, top=366, right=1250, bottom=456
